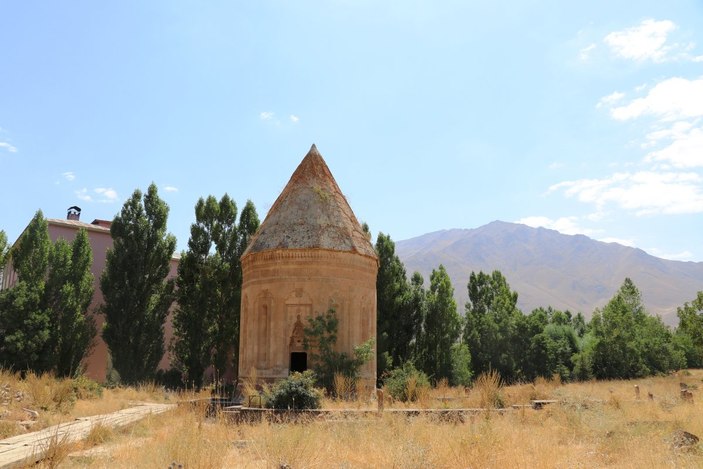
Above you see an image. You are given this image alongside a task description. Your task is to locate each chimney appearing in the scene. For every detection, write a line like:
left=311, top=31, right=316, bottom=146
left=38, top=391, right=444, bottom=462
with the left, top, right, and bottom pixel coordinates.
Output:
left=67, top=206, right=81, bottom=221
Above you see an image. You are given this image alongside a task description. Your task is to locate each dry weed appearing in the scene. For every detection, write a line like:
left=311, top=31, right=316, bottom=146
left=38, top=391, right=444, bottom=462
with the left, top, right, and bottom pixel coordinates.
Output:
left=34, top=428, right=76, bottom=469
left=85, top=421, right=115, bottom=446
left=474, top=369, right=504, bottom=411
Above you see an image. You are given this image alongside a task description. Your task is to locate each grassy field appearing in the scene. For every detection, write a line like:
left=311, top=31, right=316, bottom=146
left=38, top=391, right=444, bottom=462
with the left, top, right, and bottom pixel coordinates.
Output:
left=2, top=370, right=701, bottom=468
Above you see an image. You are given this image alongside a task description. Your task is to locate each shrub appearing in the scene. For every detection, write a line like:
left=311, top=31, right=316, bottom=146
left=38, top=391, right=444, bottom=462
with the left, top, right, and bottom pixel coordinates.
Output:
left=474, top=369, right=504, bottom=409
left=450, top=343, right=473, bottom=386
left=155, top=368, right=184, bottom=390
left=72, top=375, right=103, bottom=400
left=304, top=309, right=374, bottom=392
left=265, top=371, right=322, bottom=410
left=24, top=372, right=76, bottom=413
left=383, top=363, right=430, bottom=402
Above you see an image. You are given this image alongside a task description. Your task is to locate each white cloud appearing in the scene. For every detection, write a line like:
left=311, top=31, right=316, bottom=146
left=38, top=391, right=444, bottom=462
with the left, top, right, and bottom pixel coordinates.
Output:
left=646, top=247, right=694, bottom=261
left=0, top=142, right=17, bottom=153
left=550, top=171, right=703, bottom=216
left=610, top=77, right=703, bottom=121
left=94, top=187, right=118, bottom=202
left=596, top=91, right=625, bottom=109
left=289, top=114, right=300, bottom=123
left=598, top=237, right=636, bottom=247
left=548, top=161, right=564, bottom=170
left=604, top=19, right=677, bottom=62
left=646, top=124, right=703, bottom=168
left=579, top=43, right=596, bottom=61
left=515, top=216, right=599, bottom=236
left=164, top=185, right=179, bottom=192
left=75, top=188, right=92, bottom=202
left=62, top=171, right=75, bottom=181
left=259, top=111, right=275, bottom=120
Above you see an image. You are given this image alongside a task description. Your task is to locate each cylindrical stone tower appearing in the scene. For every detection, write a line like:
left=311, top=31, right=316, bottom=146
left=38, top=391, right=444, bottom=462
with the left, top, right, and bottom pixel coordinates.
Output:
left=239, top=145, right=378, bottom=388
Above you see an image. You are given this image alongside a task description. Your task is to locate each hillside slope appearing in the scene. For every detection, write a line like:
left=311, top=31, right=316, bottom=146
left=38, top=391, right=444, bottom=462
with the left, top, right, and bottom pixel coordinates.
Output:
left=395, top=221, right=703, bottom=325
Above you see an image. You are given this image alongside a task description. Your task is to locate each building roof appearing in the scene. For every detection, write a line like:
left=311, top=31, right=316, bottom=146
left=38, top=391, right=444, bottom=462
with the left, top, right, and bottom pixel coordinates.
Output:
left=47, top=218, right=111, bottom=234
left=243, top=145, right=377, bottom=259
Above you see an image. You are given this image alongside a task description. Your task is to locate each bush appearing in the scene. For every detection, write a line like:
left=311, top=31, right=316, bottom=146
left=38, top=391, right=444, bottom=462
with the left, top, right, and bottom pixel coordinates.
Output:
left=72, top=375, right=103, bottom=400
left=450, top=343, right=473, bottom=386
left=474, top=369, right=504, bottom=409
left=304, top=309, right=374, bottom=392
left=155, top=368, right=184, bottom=390
left=383, top=363, right=430, bottom=402
left=265, top=371, right=322, bottom=410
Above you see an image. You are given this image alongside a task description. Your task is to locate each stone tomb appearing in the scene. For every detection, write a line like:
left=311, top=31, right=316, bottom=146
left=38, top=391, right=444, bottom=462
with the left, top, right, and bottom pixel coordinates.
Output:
left=238, top=145, right=378, bottom=388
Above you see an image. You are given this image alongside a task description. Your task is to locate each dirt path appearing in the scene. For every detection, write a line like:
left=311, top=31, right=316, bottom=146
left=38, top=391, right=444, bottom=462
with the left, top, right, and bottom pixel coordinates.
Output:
left=0, top=403, right=175, bottom=468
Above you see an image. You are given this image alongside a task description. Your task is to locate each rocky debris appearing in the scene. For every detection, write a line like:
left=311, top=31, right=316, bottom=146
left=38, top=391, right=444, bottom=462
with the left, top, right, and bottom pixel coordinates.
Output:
left=22, top=408, right=39, bottom=420
left=680, top=389, right=694, bottom=402
left=671, top=430, right=699, bottom=450
left=18, top=420, right=36, bottom=430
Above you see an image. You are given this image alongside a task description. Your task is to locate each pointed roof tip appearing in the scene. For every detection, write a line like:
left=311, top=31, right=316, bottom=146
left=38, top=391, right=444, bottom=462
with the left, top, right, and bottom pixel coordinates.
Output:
left=241, top=145, right=377, bottom=260
left=308, top=143, right=320, bottom=155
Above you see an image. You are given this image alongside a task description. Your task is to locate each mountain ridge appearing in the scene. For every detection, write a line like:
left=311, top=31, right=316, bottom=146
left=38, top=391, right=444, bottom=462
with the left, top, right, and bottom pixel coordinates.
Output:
left=395, top=221, right=703, bottom=325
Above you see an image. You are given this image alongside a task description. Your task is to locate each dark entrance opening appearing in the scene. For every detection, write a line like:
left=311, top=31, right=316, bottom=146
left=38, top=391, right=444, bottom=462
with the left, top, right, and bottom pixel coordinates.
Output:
left=290, top=352, right=307, bottom=373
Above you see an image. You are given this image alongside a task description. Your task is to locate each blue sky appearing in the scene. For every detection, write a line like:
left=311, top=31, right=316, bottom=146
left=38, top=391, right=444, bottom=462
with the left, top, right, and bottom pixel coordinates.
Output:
left=1, top=1, right=702, bottom=261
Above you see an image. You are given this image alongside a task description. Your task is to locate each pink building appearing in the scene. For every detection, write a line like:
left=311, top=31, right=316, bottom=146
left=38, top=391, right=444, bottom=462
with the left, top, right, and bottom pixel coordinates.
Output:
left=1, top=208, right=178, bottom=382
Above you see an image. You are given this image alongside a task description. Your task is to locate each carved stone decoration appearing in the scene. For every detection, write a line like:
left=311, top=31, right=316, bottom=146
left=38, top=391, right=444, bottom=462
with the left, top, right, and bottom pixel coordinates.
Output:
left=289, top=315, right=306, bottom=352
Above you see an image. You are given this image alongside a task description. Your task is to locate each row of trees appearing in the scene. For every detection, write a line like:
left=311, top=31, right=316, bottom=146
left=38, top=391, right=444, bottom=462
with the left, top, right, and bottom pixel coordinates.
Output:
left=0, top=212, right=94, bottom=376
left=0, top=185, right=259, bottom=386
left=100, top=185, right=260, bottom=386
left=376, top=232, right=702, bottom=385
left=2, top=192, right=702, bottom=387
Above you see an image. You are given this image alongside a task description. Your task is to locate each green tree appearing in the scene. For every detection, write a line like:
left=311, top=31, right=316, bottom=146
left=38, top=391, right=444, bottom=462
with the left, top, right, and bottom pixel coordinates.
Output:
left=517, top=307, right=581, bottom=381
left=464, top=270, right=522, bottom=382
left=0, top=230, right=9, bottom=272
left=173, top=195, right=259, bottom=387
left=418, top=265, right=460, bottom=382
left=43, top=229, right=95, bottom=376
left=304, top=309, right=374, bottom=393
left=590, top=278, right=682, bottom=379
left=677, top=291, right=703, bottom=367
left=375, top=233, right=413, bottom=374
left=101, top=184, right=176, bottom=384
left=0, top=211, right=52, bottom=371
left=407, top=272, right=428, bottom=363
left=231, top=200, right=260, bottom=379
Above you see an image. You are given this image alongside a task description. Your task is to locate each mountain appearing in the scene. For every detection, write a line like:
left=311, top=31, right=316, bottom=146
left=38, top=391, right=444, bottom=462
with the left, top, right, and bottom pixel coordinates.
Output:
left=395, top=221, right=703, bottom=325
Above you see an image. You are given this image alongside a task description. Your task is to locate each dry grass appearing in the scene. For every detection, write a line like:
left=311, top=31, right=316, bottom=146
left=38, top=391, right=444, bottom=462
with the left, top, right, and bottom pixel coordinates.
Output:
left=0, top=369, right=173, bottom=440
left=47, top=370, right=703, bottom=468
left=34, top=428, right=78, bottom=469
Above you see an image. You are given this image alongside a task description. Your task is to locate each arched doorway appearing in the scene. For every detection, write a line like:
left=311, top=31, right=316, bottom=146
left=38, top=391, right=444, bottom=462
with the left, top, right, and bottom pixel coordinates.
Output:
left=288, top=315, right=307, bottom=374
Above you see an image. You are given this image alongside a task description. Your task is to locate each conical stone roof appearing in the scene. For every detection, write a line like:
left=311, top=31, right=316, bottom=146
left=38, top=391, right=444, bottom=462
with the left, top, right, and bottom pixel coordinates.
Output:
left=243, top=145, right=377, bottom=259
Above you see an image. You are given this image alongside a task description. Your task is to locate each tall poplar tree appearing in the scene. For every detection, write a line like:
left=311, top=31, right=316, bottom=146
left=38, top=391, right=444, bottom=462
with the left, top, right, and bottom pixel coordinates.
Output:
left=0, top=230, right=8, bottom=271
left=464, top=270, right=522, bottom=382
left=375, top=233, right=413, bottom=373
left=232, top=200, right=260, bottom=378
left=101, top=184, right=176, bottom=384
left=173, top=196, right=258, bottom=387
left=0, top=211, right=51, bottom=370
left=418, top=265, right=460, bottom=381
left=43, top=229, right=95, bottom=376
left=0, top=230, right=9, bottom=289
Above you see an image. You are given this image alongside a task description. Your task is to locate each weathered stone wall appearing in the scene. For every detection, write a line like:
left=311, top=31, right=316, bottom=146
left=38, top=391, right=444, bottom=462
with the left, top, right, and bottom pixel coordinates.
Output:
left=239, top=248, right=377, bottom=387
